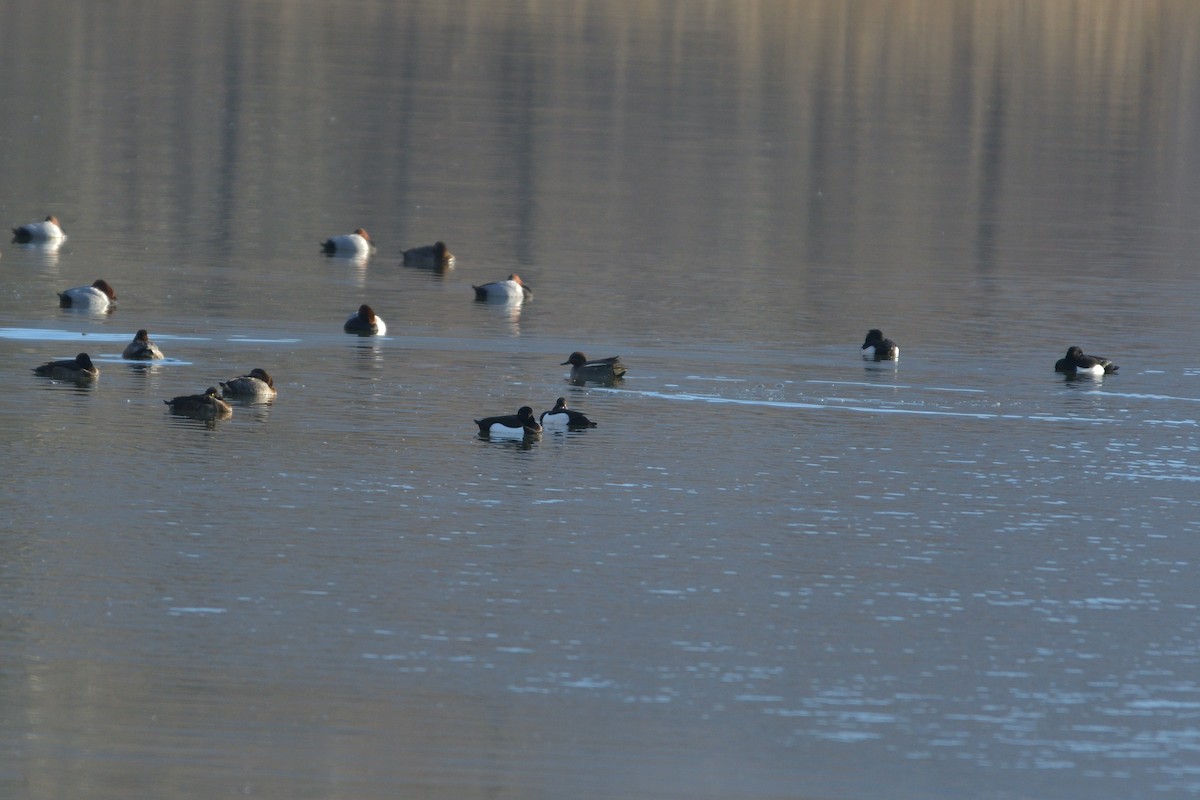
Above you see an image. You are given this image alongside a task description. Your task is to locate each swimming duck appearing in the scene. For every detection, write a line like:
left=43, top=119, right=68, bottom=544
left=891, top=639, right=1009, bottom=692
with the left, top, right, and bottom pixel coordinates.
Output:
left=403, top=241, right=454, bottom=269
left=1054, top=346, right=1118, bottom=375
left=344, top=304, right=387, bottom=335
left=540, top=397, right=598, bottom=428
left=562, top=351, right=626, bottom=383
left=12, top=215, right=66, bottom=243
left=122, top=329, right=165, bottom=360
left=472, top=274, right=532, bottom=303
left=164, top=387, right=233, bottom=420
left=474, top=406, right=543, bottom=438
left=33, top=352, right=99, bottom=380
left=321, top=228, right=374, bottom=255
left=58, top=279, right=117, bottom=311
left=861, top=329, right=899, bottom=360
left=220, top=368, right=277, bottom=399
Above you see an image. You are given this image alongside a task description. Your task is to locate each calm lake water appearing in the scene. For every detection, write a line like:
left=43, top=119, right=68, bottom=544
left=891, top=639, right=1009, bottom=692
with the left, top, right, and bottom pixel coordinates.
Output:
left=3, top=1, right=1200, bottom=798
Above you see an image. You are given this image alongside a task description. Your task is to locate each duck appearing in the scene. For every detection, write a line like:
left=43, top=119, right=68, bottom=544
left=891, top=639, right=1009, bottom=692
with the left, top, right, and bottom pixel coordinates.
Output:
left=58, top=279, right=117, bottom=311
left=321, top=228, right=374, bottom=255
left=122, top=329, right=165, bottom=360
left=220, top=368, right=277, bottom=399
left=562, top=351, right=627, bottom=383
left=472, top=274, right=532, bottom=303
left=344, top=304, right=387, bottom=335
left=164, top=387, right=233, bottom=420
left=32, top=352, right=99, bottom=380
left=403, top=241, right=454, bottom=269
left=861, top=329, right=899, bottom=360
left=474, top=406, right=543, bottom=438
left=12, top=215, right=66, bottom=243
left=540, top=397, right=598, bottom=428
left=1054, top=346, right=1118, bottom=375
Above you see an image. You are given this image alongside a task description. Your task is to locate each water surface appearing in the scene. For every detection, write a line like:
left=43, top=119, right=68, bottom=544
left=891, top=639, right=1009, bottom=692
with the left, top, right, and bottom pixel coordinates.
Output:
left=3, top=2, right=1200, bottom=799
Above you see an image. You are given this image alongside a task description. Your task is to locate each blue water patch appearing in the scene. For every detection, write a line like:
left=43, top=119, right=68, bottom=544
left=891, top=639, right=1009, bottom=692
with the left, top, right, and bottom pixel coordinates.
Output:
left=0, top=327, right=209, bottom=342
left=807, top=379, right=987, bottom=394
left=602, top=387, right=1121, bottom=423
left=226, top=336, right=303, bottom=344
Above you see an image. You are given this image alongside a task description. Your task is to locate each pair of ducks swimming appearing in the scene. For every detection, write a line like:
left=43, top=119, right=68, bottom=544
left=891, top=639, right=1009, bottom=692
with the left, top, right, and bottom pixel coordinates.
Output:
left=475, top=397, right=599, bottom=438
left=341, top=274, right=533, bottom=338
left=31, top=329, right=170, bottom=363
left=864, top=329, right=1119, bottom=375
left=161, top=373, right=269, bottom=419
left=29, top=330, right=174, bottom=380
left=321, top=229, right=455, bottom=269
left=163, top=368, right=278, bottom=420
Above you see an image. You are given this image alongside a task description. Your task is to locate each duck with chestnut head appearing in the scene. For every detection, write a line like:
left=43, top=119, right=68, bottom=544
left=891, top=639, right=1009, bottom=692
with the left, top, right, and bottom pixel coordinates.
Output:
left=472, top=274, right=531, bottom=303
left=344, top=304, right=387, bottom=335
left=321, top=228, right=374, bottom=255
left=58, top=279, right=116, bottom=311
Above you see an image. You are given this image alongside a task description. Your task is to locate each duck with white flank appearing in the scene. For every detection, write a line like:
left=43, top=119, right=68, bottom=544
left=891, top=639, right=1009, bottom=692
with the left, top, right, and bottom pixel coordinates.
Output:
left=562, top=351, right=626, bottom=383
left=321, top=228, right=374, bottom=255
left=165, top=387, right=232, bottom=420
left=861, top=329, right=899, bottom=360
left=1054, top=346, right=1118, bottom=376
left=403, top=241, right=454, bottom=269
left=344, top=304, right=387, bottom=335
left=13, top=215, right=66, bottom=243
left=58, top=279, right=116, bottom=311
left=472, top=274, right=532, bottom=303
left=33, top=353, right=99, bottom=380
left=123, top=329, right=165, bottom=360
left=540, top=397, right=598, bottom=428
left=220, top=368, right=277, bottom=400
left=474, top=406, right=543, bottom=438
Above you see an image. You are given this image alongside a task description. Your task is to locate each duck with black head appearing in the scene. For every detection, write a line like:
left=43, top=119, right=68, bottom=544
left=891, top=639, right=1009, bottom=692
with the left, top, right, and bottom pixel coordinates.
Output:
left=1054, top=346, right=1118, bottom=376
left=540, top=397, right=598, bottom=428
left=474, top=406, right=543, bottom=438
left=33, top=353, right=99, bottom=380
left=561, top=351, right=626, bottom=383
left=861, top=329, right=899, bottom=360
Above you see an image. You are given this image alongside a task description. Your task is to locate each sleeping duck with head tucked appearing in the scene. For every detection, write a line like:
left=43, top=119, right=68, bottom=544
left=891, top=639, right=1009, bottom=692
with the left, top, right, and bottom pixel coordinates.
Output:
left=220, top=368, right=277, bottom=400
left=164, top=387, right=233, bottom=420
